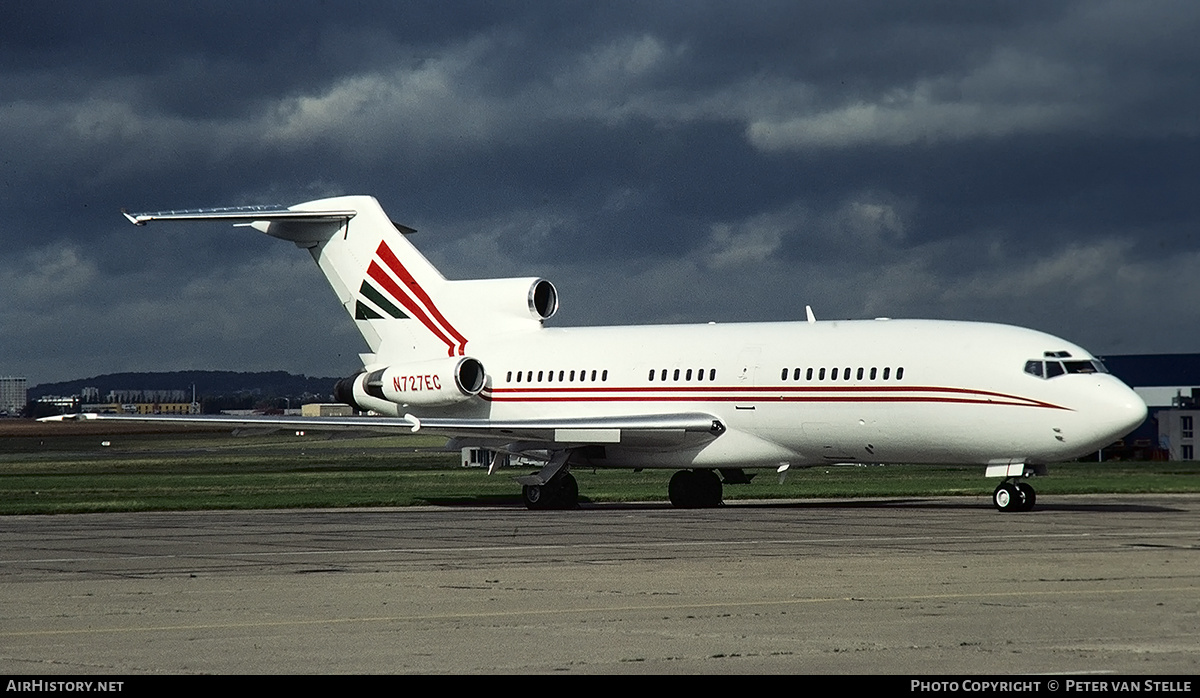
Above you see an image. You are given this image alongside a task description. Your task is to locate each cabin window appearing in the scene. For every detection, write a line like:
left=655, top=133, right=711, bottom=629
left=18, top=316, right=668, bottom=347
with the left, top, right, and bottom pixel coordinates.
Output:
left=781, top=368, right=788, bottom=380
left=896, top=367, right=904, bottom=380
left=602, top=370, right=608, bottom=381
left=671, top=369, right=679, bottom=381
left=819, top=368, right=826, bottom=380
left=685, top=369, right=692, bottom=380
left=870, top=367, right=877, bottom=380
left=857, top=367, right=864, bottom=380
left=806, top=367, right=813, bottom=380
left=882, top=367, right=890, bottom=380
left=709, top=369, right=716, bottom=381
left=697, top=368, right=705, bottom=382
left=559, top=371, right=565, bottom=381
left=648, top=369, right=655, bottom=381
left=506, top=371, right=512, bottom=382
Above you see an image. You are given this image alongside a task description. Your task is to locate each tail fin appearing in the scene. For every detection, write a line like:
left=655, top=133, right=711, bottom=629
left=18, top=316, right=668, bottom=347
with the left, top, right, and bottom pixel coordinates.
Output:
left=294, top=196, right=473, bottom=365
left=124, top=195, right=557, bottom=369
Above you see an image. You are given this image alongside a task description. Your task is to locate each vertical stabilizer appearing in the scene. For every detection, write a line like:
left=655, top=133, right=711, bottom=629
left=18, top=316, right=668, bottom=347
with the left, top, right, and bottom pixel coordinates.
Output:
left=285, top=196, right=468, bottom=366
left=124, top=195, right=555, bottom=370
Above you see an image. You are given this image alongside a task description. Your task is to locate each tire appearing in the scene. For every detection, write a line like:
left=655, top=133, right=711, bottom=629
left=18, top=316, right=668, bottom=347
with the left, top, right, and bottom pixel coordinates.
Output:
left=1014, top=482, right=1036, bottom=512
left=669, top=470, right=697, bottom=508
left=522, top=483, right=548, bottom=510
left=993, top=483, right=1021, bottom=512
left=695, top=469, right=723, bottom=508
left=556, top=472, right=579, bottom=509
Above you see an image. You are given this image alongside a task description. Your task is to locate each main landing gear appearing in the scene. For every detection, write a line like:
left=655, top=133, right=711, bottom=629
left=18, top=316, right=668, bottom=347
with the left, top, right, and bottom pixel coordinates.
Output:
left=992, top=480, right=1036, bottom=512
left=668, top=469, right=723, bottom=508
left=521, top=471, right=579, bottom=510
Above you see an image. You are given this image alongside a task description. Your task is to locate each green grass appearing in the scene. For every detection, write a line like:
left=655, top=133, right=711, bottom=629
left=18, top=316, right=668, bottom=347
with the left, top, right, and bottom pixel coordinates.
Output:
left=1, top=425, right=1197, bottom=514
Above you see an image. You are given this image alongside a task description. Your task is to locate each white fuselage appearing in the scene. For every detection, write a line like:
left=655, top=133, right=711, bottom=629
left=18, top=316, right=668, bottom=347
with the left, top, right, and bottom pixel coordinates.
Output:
left=381, top=318, right=1147, bottom=470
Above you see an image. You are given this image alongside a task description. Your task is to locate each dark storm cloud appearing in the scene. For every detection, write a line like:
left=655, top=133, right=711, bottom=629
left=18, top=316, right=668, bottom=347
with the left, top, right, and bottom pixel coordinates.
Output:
left=3, top=1, right=1200, bottom=383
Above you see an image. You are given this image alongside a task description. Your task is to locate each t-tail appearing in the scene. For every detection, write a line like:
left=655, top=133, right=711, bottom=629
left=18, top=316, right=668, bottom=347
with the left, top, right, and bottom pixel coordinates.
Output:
left=123, top=195, right=559, bottom=415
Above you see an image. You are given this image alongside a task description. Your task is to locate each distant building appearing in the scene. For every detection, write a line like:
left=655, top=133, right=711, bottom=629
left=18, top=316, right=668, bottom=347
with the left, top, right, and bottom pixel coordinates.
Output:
left=36, top=395, right=80, bottom=413
left=1157, top=410, right=1198, bottom=461
left=1103, top=354, right=1200, bottom=461
left=81, top=402, right=200, bottom=415
left=0, top=377, right=27, bottom=415
left=301, top=403, right=353, bottom=417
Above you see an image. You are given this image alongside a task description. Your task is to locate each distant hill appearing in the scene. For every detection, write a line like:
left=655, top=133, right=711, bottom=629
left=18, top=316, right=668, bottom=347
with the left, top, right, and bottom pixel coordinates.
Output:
left=29, top=370, right=341, bottom=401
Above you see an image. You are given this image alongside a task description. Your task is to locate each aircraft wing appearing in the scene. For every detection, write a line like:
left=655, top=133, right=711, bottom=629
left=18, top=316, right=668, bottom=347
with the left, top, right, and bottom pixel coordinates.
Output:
left=39, top=412, right=725, bottom=451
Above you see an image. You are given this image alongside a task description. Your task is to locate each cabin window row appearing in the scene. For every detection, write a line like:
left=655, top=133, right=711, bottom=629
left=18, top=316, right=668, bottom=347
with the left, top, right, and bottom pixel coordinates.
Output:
left=648, top=368, right=718, bottom=382
left=506, top=369, right=608, bottom=383
left=779, top=366, right=905, bottom=382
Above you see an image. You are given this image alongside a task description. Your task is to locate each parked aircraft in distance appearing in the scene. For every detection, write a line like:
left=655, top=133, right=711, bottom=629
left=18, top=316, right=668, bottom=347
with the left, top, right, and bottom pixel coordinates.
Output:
left=47, top=195, right=1147, bottom=511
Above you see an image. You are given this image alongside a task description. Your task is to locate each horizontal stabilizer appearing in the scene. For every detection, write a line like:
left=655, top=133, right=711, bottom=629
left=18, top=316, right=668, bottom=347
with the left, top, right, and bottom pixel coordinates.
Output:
left=121, top=206, right=357, bottom=226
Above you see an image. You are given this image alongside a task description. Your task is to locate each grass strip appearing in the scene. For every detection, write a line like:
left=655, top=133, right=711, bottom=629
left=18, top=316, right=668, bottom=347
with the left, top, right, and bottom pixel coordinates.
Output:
left=1, top=428, right=1197, bottom=514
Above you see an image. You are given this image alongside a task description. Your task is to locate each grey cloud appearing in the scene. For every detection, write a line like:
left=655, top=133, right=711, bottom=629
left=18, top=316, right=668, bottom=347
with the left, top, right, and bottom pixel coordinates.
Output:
left=3, top=1, right=1200, bottom=383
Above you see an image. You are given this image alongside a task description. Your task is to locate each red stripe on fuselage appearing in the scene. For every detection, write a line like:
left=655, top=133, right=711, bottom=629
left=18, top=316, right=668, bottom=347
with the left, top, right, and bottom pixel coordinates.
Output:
left=481, top=384, right=1067, bottom=410
left=374, top=241, right=469, bottom=356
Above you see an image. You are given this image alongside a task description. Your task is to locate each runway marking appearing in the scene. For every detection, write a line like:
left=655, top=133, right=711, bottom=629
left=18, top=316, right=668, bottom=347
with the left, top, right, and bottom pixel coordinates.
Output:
left=2, top=529, right=1197, bottom=566
left=2, top=584, right=1196, bottom=638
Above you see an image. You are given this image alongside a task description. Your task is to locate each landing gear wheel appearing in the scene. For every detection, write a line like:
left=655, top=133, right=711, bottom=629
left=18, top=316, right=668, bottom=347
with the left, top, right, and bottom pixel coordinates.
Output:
left=522, top=483, right=549, bottom=510
left=557, top=472, right=579, bottom=509
left=669, top=470, right=695, bottom=508
left=521, top=472, right=579, bottom=510
left=1014, top=482, right=1036, bottom=512
left=695, top=469, right=723, bottom=507
left=993, top=482, right=1031, bottom=512
left=668, top=469, right=723, bottom=508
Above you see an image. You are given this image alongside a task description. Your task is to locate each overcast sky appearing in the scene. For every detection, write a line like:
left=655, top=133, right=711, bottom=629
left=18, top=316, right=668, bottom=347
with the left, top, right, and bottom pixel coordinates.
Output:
left=3, top=1, right=1199, bottom=384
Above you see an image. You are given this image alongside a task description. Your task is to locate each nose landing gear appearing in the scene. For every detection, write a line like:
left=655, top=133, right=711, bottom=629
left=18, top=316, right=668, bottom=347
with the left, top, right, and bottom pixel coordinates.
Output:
left=993, top=480, right=1036, bottom=512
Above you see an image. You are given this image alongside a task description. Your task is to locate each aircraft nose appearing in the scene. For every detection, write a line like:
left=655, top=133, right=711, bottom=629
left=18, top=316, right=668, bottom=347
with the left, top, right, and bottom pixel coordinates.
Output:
left=1096, top=380, right=1148, bottom=441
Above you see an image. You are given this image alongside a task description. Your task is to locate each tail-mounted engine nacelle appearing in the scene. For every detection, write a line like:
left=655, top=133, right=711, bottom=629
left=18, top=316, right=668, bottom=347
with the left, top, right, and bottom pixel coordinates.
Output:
left=335, top=357, right=486, bottom=413
left=442, top=277, right=558, bottom=327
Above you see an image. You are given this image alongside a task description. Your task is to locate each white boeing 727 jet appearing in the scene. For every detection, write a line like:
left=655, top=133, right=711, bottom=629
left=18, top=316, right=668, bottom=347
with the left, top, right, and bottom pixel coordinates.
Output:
left=49, top=195, right=1147, bottom=511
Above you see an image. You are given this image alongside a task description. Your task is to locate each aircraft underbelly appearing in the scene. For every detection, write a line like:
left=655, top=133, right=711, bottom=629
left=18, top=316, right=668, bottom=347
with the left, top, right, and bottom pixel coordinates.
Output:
left=746, top=402, right=1068, bottom=465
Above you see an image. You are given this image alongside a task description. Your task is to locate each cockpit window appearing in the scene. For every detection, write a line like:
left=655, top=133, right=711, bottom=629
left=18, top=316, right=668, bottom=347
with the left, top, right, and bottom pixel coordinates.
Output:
left=1025, top=358, right=1108, bottom=379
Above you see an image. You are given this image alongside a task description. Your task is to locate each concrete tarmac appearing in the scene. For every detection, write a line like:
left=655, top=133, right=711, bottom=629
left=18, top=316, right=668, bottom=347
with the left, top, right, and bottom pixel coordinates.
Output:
left=1, top=495, right=1197, bottom=674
